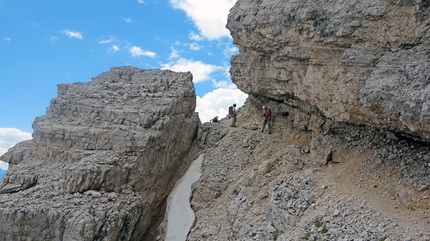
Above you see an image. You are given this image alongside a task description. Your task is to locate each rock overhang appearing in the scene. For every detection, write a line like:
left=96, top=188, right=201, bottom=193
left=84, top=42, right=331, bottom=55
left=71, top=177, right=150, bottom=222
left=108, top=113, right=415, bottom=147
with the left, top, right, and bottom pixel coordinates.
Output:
left=227, top=0, right=430, bottom=141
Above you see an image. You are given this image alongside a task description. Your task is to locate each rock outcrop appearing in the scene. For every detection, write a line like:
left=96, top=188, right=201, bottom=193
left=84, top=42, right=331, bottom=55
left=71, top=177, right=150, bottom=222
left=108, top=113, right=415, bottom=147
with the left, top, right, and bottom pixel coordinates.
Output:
left=227, top=0, right=430, bottom=141
left=0, top=67, right=200, bottom=241
left=184, top=1, right=430, bottom=240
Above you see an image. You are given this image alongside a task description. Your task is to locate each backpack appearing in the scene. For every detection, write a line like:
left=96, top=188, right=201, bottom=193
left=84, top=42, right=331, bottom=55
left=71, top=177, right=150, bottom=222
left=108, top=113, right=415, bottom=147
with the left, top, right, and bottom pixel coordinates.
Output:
left=228, top=106, right=234, bottom=116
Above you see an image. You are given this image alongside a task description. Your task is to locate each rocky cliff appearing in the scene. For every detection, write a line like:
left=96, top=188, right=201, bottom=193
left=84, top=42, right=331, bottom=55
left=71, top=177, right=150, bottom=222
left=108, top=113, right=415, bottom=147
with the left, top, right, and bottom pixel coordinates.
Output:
left=1, top=1, right=430, bottom=241
left=185, top=0, right=430, bottom=240
left=0, top=67, right=200, bottom=241
left=227, top=0, right=430, bottom=141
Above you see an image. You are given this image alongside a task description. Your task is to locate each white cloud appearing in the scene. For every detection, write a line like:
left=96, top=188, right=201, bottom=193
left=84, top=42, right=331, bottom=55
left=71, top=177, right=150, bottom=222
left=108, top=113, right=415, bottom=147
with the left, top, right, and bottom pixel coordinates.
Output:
left=0, top=160, right=8, bottom=170
left=0, top=128, right=32, bottom=150
left=3, top=37, right=11, bottom=42
left=169, top=0, right=237, bottom=40
left=99, top=37, right=115, bottom=44
left=124, top=18, right=133, bottom=23
left=212, top=79, right=235, bottom=89
left=161, top=58, right=223, bottom=83
left=189, top=32, right=203, bottom=41
left=129, top=46, right=156, bottom=58
left=223, top=45, right=239, bottom=58
left=0, top=128, right=32, bottom=170
left=49, top=36, right=57, bottom=43
left=0, top=148, right=6, bottom=156
left=108, top=45, right=120, bottom=54
left=169, top=46, right=180, bottom=60
left=138, top=0, right=145, bottom=3
left=62, top=29, right=83, bottom=39
left=196, top=87, right=247, bottom=123
left=188, top=42, right=201, bottom=51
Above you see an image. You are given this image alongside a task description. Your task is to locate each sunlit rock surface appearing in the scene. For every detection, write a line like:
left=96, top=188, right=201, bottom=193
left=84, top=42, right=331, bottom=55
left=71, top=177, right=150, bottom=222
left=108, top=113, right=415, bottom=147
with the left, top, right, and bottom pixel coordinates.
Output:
left=0, top=66, right=200, bottom=241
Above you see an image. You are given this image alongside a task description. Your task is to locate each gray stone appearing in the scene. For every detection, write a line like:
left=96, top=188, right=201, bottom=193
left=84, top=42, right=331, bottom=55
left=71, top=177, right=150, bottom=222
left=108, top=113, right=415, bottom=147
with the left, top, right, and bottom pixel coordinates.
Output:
left=0, top=67, right=200, bottom=241
left=333, top=209, right=341, bottom=217
left=227, top=0, right=430, bottom=142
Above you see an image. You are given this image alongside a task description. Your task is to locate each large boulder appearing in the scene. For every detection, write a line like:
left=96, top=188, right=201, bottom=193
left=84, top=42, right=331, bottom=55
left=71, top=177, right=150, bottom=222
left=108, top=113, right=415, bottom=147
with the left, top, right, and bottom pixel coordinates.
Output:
left=227, top=0, right=430, bottom=140
left=0, top=66, right=200, bottom=241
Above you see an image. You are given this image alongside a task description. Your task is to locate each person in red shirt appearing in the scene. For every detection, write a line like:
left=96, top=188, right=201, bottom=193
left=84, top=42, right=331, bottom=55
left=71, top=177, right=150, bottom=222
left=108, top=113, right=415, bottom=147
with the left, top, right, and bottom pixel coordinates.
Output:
left=261, top=105, right=272, bottom=133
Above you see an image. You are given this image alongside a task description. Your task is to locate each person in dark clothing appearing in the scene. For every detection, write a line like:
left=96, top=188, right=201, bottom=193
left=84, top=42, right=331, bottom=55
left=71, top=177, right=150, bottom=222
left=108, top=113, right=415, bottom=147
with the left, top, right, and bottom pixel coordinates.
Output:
left=231, top=104, right=237, bottom=127
left=210, top=116, right=219, bottom=123
left=261, top=105, right=272, bottom=133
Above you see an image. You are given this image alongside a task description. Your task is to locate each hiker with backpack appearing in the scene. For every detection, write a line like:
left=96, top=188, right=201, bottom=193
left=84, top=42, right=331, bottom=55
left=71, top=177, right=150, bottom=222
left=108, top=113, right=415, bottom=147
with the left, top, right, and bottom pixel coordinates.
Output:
left=261, top=105, right=272, bottom=133
left=229, top=103, right=237, bottom=127
left=210, top=116, right=219, bottom=123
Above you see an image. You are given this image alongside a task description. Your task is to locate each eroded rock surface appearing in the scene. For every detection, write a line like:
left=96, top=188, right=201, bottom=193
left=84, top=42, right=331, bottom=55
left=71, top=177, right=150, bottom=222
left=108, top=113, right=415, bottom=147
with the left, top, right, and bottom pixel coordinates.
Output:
left=188, top=97, right=430, bottom=240
left=183, top=1, right=430, bottom=239
left=0, top=67, right=200, bottom=241
left=227, top=0, right=430, bottom=141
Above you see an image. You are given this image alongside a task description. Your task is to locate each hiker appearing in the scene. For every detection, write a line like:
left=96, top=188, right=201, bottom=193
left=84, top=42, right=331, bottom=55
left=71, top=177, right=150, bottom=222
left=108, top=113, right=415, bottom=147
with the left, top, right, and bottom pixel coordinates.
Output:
left=230, top=103, right=237, bottom=127
left=261, top=105, right=272, bottom=133
left=210, top=116, right=219, bottom=123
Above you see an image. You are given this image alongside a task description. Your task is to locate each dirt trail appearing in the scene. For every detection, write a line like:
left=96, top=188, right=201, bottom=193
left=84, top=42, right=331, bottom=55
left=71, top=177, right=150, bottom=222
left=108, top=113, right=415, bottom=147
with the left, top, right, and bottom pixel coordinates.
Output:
left=324, top=148, right=430, bottom=233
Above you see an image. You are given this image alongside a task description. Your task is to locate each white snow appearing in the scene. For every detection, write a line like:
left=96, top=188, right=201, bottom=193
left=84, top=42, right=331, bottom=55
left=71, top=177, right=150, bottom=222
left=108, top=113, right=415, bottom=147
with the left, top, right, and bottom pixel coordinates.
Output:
left=160, top=154, right=203, bottom=241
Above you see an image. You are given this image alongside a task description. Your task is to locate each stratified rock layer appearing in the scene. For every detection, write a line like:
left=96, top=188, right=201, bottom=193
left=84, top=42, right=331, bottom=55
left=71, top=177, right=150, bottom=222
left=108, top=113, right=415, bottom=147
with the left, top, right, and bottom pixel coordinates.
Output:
left=0, top=66, right=200, bottom=241
left=227, top=0, right=430, bottom=140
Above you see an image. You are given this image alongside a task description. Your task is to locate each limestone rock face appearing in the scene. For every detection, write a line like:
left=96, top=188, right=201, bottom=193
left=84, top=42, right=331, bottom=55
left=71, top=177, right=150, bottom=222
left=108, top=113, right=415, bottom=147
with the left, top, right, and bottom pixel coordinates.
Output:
left=227, top=0, right=430, bottom=140
left=0, top=67, right=200, bottom=241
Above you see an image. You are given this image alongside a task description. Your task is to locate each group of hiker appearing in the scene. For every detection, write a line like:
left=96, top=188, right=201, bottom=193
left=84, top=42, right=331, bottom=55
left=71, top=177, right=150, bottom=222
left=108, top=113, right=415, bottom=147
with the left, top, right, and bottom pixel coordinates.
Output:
left=210, top=103, right=272, bottom=134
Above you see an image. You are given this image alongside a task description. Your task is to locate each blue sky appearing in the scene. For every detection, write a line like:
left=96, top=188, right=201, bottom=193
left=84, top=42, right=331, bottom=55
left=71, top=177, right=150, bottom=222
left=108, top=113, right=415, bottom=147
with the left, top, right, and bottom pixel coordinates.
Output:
left=0, top=0, right=248, bottom=170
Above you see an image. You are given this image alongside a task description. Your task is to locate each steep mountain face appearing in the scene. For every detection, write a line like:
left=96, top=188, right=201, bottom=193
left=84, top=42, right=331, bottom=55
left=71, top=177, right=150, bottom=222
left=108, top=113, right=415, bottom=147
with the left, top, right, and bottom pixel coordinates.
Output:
left=0, top=67, right=200, bottom=241
left=227, top=0, right=430, bottom=141
left=184, top=1, right=430, bottom=240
